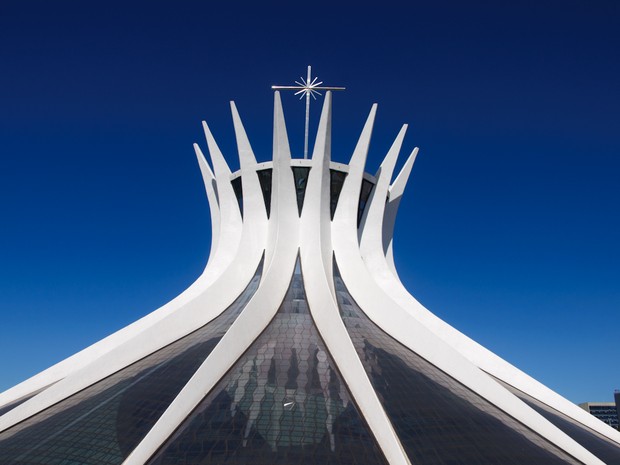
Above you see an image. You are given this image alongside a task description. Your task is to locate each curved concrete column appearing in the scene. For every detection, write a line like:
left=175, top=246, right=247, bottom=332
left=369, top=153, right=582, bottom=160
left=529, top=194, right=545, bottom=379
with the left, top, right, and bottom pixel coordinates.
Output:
left=0, top=111, right=266, bottom=434
left=360, top=144, right=620, bottom=447
left=123, top=91, right=300, bottom=464
left=302, top=96, right=411, bottom=465
left=334, top=126, right=606, bottom=465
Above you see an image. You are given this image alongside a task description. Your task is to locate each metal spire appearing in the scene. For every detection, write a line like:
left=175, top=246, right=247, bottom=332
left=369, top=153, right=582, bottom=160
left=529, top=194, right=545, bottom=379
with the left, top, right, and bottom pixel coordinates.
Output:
left=272, top=66, right=345, bottom=159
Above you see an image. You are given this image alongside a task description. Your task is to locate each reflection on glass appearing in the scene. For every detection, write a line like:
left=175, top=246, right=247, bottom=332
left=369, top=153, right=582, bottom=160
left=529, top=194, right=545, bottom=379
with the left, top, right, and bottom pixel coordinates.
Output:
left=333, top=262, right=581, bottom=465
left=231, top=176, right=243, bottom=217
left=496, top=378, right=620, bottom=465
left=148, top=258, right=387, bottom=465
left=0, top=259, right=264, bottom=465
left=292, top=167, right=310, bottom=215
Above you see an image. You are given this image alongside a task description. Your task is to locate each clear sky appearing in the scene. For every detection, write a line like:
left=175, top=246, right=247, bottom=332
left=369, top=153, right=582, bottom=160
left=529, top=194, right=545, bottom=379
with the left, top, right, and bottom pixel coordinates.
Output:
left=0, top=1, right=618, bottom=404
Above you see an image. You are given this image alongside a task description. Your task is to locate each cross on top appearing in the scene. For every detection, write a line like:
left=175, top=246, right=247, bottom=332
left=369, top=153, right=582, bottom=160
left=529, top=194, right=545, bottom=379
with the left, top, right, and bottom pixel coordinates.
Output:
left=272, top=66, right=345, bottom=159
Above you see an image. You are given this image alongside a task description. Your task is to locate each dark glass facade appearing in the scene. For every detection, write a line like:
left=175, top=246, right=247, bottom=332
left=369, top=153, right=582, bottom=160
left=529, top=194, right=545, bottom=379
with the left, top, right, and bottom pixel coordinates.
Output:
left=357, top=179, right=374, bottom=227
left=0, top=260, right=264, bottom=465
left=0, top=388, right=48, bottom=418
left=292, top=167, right=310, bottom=215
left=616, top=390, right=620, bottom=431
left=333, top=263, right=583, bottom=465
left=225, top=166, right=369, bottom=223
left=496, top=378, right=620, bottom=465
left=256, top=168, right=272, bottom=218
left=329, top=169, right=347, bottom=220
left=148, top=258, right=388, bottom=465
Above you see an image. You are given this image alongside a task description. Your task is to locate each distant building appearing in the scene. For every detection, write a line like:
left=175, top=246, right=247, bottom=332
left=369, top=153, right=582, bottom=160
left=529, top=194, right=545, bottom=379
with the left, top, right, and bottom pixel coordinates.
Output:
left=1, top=82, right=620, bottom=464
left=616, top=390, right=620, bottom=429
left=579, top=402, right=619, bottom=430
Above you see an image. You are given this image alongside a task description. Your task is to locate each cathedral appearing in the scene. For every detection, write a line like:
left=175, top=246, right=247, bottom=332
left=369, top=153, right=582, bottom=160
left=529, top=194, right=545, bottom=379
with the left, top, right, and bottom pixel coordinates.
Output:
left=0, top=85, right=619, bottom=464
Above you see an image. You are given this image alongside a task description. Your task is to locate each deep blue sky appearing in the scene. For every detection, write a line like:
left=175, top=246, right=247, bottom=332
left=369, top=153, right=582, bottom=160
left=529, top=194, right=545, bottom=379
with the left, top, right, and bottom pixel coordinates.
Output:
left=0, top=1, right=618, bottom=403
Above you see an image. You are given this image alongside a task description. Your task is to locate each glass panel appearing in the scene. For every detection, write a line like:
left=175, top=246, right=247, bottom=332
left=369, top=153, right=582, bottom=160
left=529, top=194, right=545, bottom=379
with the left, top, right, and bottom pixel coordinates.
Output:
left=0, top=258, right=264, bottom=465
left=357, top=179, right=374, bottom=228
left=333, top=262, right=582, bottom=465
left=330, top=169, right=347, bottom=220
left=495, top=378, right=620, bottom=465
left=292, top=167, right=310, bottom=216
left=256, top=168, right=272, bottom=218
left=231, top=176, right=243, bottom=217
left=148, top=258, right=388, bottom=465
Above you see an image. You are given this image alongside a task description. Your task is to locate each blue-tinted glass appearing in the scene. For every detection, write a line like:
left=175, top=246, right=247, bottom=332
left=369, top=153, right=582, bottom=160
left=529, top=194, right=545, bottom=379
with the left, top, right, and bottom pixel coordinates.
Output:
left=330, top=169, right=347, bottom=220
left=333, top=263, right=582, bottom=465
left=292, top=167, right=310, bottom=215
left=496, top=378, right=620, bottom=465
left=357, top=179, right=374, bottom=228
left=148, top=258, right=388, bottom=465
left=0, top=259, right=264, bottom=464
left=256, top=168, right=272, bottom=218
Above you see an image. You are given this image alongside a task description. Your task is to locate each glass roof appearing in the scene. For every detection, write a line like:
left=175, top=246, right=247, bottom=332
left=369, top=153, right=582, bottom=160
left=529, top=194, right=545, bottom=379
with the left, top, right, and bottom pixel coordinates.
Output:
left=148, top=257, right=388, bottom=465
left=334, top=262, right=583, bottom=465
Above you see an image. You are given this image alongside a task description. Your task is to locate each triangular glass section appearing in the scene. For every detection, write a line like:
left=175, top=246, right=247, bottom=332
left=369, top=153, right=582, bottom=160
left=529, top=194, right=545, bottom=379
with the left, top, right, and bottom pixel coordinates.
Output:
left=357, top=179, right=374, bottom=228
left=494, top=377, right=620, bottom=465
left=256, top=168, right=272, bottom=218
left=231, top=176, right=243, bottom=217
left=292, top=166, right=310, bottom=216
left=330, top=169, right=347, bottom=221
left=0, top=401, right=22, bottom=418
left=0, top=257, right=264, bottom=465
left=148, top=257, right=388, bottom=465
left=333, top=261, right=583, bottom=465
